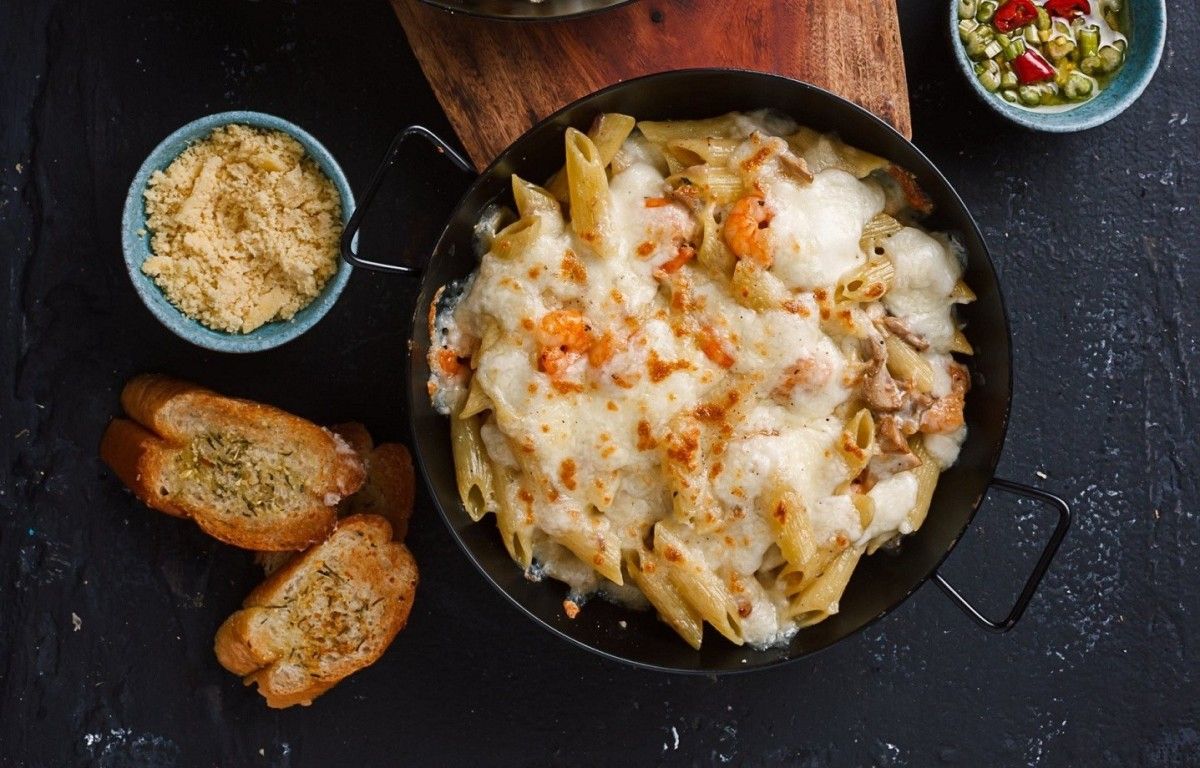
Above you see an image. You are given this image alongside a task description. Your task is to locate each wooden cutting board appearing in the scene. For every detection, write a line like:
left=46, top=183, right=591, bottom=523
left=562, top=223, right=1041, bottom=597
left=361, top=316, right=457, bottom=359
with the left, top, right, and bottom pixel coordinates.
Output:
left=392, top=0, right=910, bottom=171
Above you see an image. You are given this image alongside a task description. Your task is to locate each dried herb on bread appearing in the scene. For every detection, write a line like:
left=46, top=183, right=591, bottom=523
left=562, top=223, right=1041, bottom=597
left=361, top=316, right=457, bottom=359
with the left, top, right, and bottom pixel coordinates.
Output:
left=214, top=514, right=418, bottom=708
left=100, top=374, right=365, bottom=551
left=255, top=423, right=416, bottom=575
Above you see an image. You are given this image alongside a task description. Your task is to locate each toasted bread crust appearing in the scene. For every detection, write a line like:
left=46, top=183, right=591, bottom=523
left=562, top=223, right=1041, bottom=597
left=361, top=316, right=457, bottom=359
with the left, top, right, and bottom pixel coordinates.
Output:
left=255, top=433, right=416, bottom=574
left=216, top=514, right=419, bottom=708
left=100, top=418, right=187, bottom=518
left=342, top=442, right=416, bottom=542
left=101, top=375, right=365, bottom=551
left=329, top=422, right=375, bottom=458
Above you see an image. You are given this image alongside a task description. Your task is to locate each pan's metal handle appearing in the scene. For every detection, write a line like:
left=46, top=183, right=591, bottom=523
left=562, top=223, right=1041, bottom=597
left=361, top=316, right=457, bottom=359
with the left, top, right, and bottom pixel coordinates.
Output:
left=934, top=477, right=1071, bottom=633
left=340, top=125, right=474, bottom=275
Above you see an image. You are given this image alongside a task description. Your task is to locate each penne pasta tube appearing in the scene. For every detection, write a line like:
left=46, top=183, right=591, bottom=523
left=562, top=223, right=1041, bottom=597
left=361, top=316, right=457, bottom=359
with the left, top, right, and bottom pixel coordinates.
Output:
left=494, top=469, right=535, bottom=569
left=625, top=550, right=704, bottom=649
left=885, top=334, right=935, bottom=393
left=948, top=327, right=975, bottom=355
left=663, top=136, right=741, bottom=168
left=654, top=524, right=743, bottom=645
left=761, top=479, right=818, bottom=571
left=859, top=213, right=903, bottom=250
left=906, top=439, right=940, bottom=533
left=451, top=412, right=497, bottom=522
left=490, top=216, right=542, bottom=260
left=512, top=176, right=565, bottom=235
left=837, top=257, right=895, bottom=304
left=786, top=547, right=863, bottom=626
left=564, top=128, right=615, bottom=258
left=637, top=114, right=743, bottom=144
left=950, top=279, right=977, bottom=304
left=457, top=375, right=493, bottom=420
left=547, top=113, right=635, bottom=201
left=731, top=260, right=789, bottom=310
left=836, top=408, right=876, bottom=480
left=557, top=523, right=624, bottom=586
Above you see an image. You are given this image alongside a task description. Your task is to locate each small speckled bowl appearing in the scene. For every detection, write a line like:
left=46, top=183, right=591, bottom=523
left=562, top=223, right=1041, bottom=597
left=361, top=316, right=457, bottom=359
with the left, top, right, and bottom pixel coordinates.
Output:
left=949, top=0, right=1166, bottom=131
left=121, top=111, right=354, bottom=352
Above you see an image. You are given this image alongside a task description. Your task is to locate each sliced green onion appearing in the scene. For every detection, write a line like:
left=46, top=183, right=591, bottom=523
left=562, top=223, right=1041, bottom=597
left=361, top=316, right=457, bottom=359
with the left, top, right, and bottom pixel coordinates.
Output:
left=959, top=18, right=980, bottom=39
left=1046, top=36, right=1076, bottom=62
left=966, top=29, right=994, bottom=59
left=1101, top=0, right=1122, bottom=29
left=976, top=0, right=997, bottom=23
left=1077, top=24, right=1101, bottom=59
left=1035, top=6, right=1051, bottom=30
left=983, top=40, right=1004, bottom=59
left=1098, top=45, right=1124, bottom=73
left=1001, top=89, right=1019, bottom=103
left=958, top=0, right=979, bottom=20
left=1064, top=72, right=1095, bottom=100
left=1018, top=86, right=1042, bottom=107
left=1004, top=37, right=1027, bottom=61
left=1024, top=25, right=1041, bottom=46
left=1000, top=70, right=1019, bottom=89
left=1113, top=38, right=1127, bottom=53
left=1079, top=55, right=1103, bottom=76
left=977, top=69, right=1002, bottom=92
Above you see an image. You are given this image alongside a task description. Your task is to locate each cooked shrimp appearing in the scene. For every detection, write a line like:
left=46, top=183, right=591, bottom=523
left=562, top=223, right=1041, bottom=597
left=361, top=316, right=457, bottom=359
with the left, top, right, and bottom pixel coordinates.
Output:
left=722, top=195, right=774, bottom=268
left=536, top=309, right=592, bottom=379
left=771, top=355, right=832, bottom=401
left=697, top=325, right=735, bottom=369
left=920, top=363, right=970, bottom=433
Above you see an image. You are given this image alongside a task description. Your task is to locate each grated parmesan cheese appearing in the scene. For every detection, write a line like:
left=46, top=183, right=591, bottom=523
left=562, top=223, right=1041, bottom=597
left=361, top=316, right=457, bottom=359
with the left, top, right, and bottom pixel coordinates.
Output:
left=142, top=124, right=341, bottom=333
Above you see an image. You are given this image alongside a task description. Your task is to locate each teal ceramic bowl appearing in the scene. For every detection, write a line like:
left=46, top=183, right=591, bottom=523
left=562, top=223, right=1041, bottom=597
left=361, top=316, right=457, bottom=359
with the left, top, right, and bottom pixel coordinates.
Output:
left=949, top=0, right=1166, bottom=131
left=121, top=111, right=354, bottom=352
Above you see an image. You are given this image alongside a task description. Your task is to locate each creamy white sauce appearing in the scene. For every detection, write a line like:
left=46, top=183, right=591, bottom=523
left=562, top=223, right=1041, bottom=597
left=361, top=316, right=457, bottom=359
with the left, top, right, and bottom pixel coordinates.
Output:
left=429, top=116, right=971, bottom=648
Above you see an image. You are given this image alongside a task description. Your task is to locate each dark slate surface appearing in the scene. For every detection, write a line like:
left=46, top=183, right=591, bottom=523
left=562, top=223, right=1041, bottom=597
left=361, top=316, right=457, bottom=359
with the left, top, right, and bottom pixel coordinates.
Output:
left=1, top=0, right=1196, bottom=765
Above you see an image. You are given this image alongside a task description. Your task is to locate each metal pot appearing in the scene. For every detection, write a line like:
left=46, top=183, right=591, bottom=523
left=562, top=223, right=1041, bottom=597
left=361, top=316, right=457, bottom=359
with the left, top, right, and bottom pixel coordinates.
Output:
left=343, top=69, right=1071, bottom=673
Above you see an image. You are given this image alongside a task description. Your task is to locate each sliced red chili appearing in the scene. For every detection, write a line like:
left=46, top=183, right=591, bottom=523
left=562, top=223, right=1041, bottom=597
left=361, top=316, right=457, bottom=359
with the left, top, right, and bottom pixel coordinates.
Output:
left=993, top=0, right=1038, bottom=31
left=1044, top=0, right=1090, bottom=18
left=1011, top=49, right=1057, bottom=84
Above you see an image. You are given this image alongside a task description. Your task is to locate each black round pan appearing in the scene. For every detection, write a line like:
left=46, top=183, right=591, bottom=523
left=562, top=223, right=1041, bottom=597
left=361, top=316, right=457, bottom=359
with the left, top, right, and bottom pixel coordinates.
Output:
left=343, top=69, right=1072, bottom=673
left=419, top=0, right=635, bottom=21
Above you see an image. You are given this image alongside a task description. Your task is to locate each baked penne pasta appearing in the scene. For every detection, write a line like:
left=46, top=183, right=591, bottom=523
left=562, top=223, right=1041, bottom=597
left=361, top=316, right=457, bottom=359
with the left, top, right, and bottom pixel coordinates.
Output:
left=906, top=438, right=940, bottom=533
left=495, top=467, right=535, bottom=569
left=428, top=110, right=975, bottom=649
left=547, top=113, right=635, bottom=202
left=626, top=550, right=704, bottom=650
left=564, top=128, right=615, bottom=258
left=637, top=114, right=743, bottom=144
left=837, top=408, right=876, bottom=480
left=837, top=257, right=895, bottom=303
left=786, top=547, right=863, bottom=626
left=451, top=412, right=496, bottom=523
left=885, top=334, right=936, bottom=392
left=654, top=524, right=743, bottom=645
left=762, top=479, right=819, bottom=571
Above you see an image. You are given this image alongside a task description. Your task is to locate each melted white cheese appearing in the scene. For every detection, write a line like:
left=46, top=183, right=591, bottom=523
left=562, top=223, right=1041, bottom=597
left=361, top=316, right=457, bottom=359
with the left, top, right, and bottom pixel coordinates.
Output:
left=859, top=471, right=920, bottom=545
left=765, top=170, right=885, bottom=290
left=882, top=227, right=963, bottom=350
left=429, top=119, right=971, bottom=648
